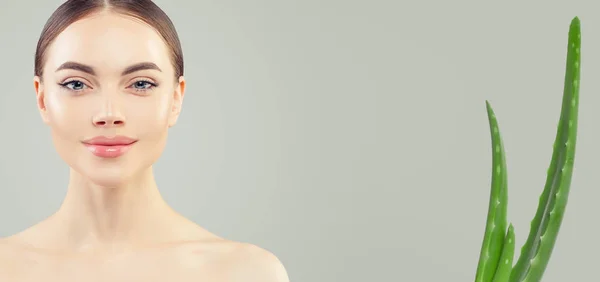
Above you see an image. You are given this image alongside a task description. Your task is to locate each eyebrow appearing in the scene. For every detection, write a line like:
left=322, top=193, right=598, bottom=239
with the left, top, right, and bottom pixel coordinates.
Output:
left=55, top=61, right=162, bottom=76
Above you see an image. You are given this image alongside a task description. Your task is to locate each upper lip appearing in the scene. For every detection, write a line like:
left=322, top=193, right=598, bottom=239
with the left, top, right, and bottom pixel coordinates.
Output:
left=82, top=135, right=138, bottom=146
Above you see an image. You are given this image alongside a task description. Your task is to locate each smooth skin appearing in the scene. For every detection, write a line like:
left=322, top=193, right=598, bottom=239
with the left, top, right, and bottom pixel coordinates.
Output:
left=0, top=10, right=290, bottom=282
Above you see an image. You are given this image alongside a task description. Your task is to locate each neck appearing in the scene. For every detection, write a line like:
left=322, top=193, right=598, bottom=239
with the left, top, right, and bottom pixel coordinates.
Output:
left=50, top=167, right=177, bottom=252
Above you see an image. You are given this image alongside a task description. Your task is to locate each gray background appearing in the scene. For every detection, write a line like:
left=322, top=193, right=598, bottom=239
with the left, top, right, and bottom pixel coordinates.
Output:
left=0, top=0, right=598, bottom=281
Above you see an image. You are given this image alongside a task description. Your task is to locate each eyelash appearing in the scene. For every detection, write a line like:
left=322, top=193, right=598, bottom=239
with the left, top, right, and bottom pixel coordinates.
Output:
left=58, top=79, right=158, bottom=93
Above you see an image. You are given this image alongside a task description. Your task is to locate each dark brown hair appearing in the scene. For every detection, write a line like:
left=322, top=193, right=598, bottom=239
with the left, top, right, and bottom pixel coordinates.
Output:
left=34, top=0, right=184, bottom=80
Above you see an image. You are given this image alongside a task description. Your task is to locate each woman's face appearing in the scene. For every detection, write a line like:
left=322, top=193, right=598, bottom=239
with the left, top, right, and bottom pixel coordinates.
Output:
left=34, top=11, right=185, bottom=187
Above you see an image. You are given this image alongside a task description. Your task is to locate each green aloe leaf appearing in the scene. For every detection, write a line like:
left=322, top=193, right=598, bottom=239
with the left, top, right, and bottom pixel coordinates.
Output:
left=492, top=224, right=516, bottom=282
left=509, top=16, right=581, bottom=282
left=474, top=101, right=509, bottom=282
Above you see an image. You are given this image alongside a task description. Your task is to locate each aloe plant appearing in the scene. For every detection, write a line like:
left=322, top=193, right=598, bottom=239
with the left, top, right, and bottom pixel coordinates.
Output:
left=474, top=16, right=581, bottom=282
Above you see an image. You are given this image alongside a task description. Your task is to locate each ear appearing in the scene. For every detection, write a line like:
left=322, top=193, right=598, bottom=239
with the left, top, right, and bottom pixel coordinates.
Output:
left=33, top=76, right=50, bottom=124
left=168, top=75, right=186, bottom=127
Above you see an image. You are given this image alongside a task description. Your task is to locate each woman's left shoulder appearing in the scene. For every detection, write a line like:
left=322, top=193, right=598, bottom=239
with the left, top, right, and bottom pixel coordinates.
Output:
left=173, top=236, right=289, bottom=282
left=224, top=241, right=290, bottom=282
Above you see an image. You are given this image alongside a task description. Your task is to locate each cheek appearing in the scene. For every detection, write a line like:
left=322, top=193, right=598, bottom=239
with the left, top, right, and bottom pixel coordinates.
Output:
left=124, top=92, right=173, bottom=136
left=124, top=93, right=171, bottom=121
left=44, top=91, right=90, bottom=139
left=124, top=92, right=173, bottom=167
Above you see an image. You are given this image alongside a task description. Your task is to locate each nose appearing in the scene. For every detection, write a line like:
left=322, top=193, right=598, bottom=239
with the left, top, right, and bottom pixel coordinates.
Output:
left=92, top=99, right=126, bottom=127
left=93, top=113, right=125, bottom=127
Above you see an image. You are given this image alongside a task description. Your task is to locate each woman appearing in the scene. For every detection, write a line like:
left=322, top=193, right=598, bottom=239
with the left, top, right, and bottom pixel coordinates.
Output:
left=0, top=1, right=289, bottom=281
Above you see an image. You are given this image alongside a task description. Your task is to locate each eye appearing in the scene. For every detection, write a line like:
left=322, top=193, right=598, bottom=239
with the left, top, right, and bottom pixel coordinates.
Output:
left=60, top=80, right=89, bottom=91
left=130, top=80, right=157, bottom=92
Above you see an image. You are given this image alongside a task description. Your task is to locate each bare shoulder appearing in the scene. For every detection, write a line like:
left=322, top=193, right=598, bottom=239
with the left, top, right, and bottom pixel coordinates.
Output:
left=0, top=237, right=20, bottom=276
left=172, top=219, right=289, bottom=281
left=222, top=241, right=290, bottom=282
left=156, top=223, right=289, bottom=282
left=0, top=236, right=17, bottom=255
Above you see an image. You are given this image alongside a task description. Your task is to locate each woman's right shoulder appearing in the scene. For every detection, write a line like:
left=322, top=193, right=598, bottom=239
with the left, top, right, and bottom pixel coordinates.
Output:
left=0, top=236, right=12, bottom=250
left=0, top=236, right=28, bottom=280
left=0, top=234, right=36, bottom=257
left=0, top=237, right=19, bottom=271
left=0, top=236, right=20, bottom=256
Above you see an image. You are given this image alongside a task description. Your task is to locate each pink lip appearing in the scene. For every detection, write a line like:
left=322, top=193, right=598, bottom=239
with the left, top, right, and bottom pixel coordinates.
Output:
left=81, top=136, right=138, bottom=158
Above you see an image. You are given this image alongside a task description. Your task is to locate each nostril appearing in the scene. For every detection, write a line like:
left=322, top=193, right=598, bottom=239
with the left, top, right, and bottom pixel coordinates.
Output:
left=93, top=119, right=124, bottom=126
left=95, top=120, right=124, bottom=126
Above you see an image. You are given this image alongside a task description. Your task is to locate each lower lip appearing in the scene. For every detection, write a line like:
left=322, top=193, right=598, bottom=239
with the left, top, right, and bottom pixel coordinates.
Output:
left=83, top=143, right=135, bottom=158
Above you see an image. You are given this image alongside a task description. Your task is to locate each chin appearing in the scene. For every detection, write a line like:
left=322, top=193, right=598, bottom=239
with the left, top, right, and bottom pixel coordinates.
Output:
left=72, top=160, right=153, bottom=188
left=76, top=165, right=139, bottom=187
left=85, top=168, right=138, bottom=188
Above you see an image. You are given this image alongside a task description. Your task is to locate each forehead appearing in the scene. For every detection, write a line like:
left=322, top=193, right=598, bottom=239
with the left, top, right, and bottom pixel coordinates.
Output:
left=44, top=11, right=172, bottom=76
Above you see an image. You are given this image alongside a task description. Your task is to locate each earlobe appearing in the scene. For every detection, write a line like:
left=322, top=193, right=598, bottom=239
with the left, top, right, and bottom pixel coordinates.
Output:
left=168, top=76, right=186, bottom=127
left=33, top=76, right=50, bottom=124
